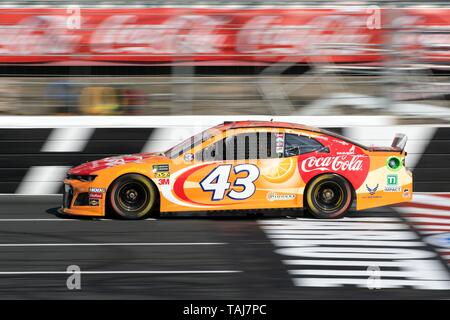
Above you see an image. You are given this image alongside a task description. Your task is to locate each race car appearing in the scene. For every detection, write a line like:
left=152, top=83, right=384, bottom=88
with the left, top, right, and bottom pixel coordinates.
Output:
left=62, top=121, right=412, bottom=219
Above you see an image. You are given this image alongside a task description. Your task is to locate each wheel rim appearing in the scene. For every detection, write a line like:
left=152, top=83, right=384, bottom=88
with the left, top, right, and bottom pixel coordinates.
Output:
left=117, top=181, right=149, bottom=212
left=313, top=181, right=344, bottom=212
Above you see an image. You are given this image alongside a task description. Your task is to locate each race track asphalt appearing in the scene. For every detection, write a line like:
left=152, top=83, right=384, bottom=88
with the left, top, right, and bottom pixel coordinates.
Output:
left=0, top=195, right=448, bottom=299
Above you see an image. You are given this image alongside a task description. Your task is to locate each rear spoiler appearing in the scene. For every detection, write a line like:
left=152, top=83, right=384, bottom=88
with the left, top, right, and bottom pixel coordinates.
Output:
left=391, top=133, right=408, bottom=152
left=368, top=133, right=407, bottom=153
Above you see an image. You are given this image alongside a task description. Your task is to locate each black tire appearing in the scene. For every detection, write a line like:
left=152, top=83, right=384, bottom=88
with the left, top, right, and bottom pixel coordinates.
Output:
left=305, top=174, right=352, bottom=219
left=109, top=174, right=159, bottom=220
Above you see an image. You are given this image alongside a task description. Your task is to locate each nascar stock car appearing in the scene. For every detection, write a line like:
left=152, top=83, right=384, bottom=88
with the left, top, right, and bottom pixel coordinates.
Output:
left=62, top=121, right=412, bottom=219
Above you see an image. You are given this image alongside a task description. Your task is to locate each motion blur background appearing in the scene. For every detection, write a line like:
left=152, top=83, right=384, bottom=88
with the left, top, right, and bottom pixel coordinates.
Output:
left=0, top=0, right=449, bottom=119
left=0, top=1, right=450, bottom=300
left=1, top=0, right=450, bottom=194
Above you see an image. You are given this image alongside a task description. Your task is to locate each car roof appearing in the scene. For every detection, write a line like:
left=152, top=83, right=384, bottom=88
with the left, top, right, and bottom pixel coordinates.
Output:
left=214, top=120, right=368, bottom=150
left=219, top=120, right=320, bottom=132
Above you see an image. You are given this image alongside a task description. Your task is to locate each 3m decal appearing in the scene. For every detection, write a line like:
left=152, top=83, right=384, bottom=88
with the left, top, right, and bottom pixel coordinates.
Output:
left=158, top=178, right=170, bottom=185
left=200, top=164, right=259, bottom=201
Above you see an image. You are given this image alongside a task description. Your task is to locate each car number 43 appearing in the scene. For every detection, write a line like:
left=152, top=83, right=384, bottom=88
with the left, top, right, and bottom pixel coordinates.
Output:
left=200, top=164, right=260, bottom=201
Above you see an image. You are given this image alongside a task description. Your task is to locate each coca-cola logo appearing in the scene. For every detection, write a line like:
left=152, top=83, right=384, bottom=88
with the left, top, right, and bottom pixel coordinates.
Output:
left=301, top=154, right=365, bottom=173
left=298, top=144, right=370, bottom=189
left=0, top=9, right=449, bottom=63
left=90, top=15, right=228, bottom=54
left=236, top=14, right=372, bottom=56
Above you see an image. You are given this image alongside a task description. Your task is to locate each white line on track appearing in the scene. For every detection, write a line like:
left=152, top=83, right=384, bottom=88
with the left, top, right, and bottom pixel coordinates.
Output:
left=402, top=217, right=450, bottom=224
left=418, top=230, right=446, bottom=234
left=259, top=217, right=401, bottom=223
left=0, top=242, right=226, bottom=247
left=283, top=260, right=410, bottom=267
left=0, top=270, right=241, bottom=275
left=288, top=269, right=435, bottom=277
left=261, top=224, right=409, bottom=230
left=413, top=225, right=450, bottom=230
left=269, top=239, right=425, bottom=247
left=0, top=218, right=157, bottom=221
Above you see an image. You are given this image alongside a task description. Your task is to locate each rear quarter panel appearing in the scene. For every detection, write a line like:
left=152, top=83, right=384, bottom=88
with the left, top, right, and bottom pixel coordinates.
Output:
left=356, top=151, right=413, bottom=210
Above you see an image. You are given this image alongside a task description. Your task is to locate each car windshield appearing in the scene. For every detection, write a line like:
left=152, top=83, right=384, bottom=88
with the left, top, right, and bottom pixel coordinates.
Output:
left=164, top=128, right=214, bottom=158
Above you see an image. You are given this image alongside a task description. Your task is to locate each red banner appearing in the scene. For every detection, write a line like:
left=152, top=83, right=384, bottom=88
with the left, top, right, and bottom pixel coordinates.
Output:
left=0, top=8, right=448, bottom=65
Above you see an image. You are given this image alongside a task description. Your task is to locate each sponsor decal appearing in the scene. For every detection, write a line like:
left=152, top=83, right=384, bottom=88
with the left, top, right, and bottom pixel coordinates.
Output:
left=385, top=173, right=401, bottom=192
left=155, top=171, right=170, bottom=179
left=366, top=184, right=379, bottom=196
left=402, top=188, right=410, bottom=198
left=336, top=145, right=355, bottom=155
left=313, top=135, right=329, bottom=141
left=266, top=192, right=296, bottom=202
left=384, top=186, right=401, bottom=192
left=387, top=174, right=398, bottom=186
left=184, top=153, right=194, bottom=162
left=88, top=187, right=105, bottom=193
left=386, top=156, right=402, bottom=172
left=92, top=155, right=144, bottom=169
left=331, top=139, right=349, bottom=146
left=275, top=133, right=285, bottom=154
left=153, top=164, right=169, bottom=172
left=89, top=198, right=100, bottom=206
left=301, top=155, right=365, bottom=173
left=158, top=178, right=170, bottom=185
left=298, top=143, right=370, bottom=189
left=88, top=192, right=102, bottom=199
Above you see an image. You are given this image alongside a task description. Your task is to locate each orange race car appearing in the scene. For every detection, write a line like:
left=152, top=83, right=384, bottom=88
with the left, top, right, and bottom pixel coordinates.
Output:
left=62, top=121, right=412, bottom=219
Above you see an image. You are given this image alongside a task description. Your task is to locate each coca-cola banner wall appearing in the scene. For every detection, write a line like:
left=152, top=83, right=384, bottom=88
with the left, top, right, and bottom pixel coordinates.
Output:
left=0, top=8, right=449, bottom=65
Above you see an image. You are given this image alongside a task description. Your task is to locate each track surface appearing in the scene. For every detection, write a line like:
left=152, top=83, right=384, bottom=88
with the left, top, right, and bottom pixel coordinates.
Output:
left=0, top=195, right=449, bottom=299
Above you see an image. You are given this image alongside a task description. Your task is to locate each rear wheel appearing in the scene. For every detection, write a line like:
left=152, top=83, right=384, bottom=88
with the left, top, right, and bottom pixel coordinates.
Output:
left=305, top=174, right=352, bottom=219
left=109, top=174, right=158, bottom=220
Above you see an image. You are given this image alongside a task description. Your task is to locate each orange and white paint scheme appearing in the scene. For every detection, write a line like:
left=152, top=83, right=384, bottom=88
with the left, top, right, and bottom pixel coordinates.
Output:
left=62, top=121, right=413, bottom=219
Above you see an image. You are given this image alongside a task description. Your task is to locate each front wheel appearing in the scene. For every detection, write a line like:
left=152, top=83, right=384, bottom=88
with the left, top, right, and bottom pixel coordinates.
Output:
left=305, top=174, right=352, bottom=219
left=109, top=174, right=159, bottom=220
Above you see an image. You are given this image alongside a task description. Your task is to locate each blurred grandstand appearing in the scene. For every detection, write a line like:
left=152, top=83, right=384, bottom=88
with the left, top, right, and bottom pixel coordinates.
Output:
left=0, top=0, right=449, bottom=122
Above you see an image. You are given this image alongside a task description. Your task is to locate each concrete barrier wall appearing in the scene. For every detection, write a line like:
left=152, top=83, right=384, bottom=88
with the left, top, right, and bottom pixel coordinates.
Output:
left=0, top=116, right=448, bottom=194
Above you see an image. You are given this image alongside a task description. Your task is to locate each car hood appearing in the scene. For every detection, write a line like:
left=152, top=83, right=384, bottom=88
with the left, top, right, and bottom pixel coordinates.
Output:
left=68, top=152, right=167, bottom=175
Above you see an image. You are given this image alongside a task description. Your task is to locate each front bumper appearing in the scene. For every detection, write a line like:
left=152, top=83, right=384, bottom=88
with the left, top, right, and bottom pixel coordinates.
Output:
left=62, top=179, right=106, bottom=217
